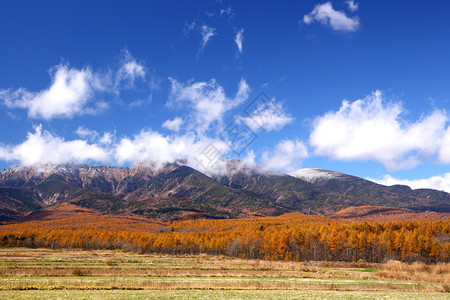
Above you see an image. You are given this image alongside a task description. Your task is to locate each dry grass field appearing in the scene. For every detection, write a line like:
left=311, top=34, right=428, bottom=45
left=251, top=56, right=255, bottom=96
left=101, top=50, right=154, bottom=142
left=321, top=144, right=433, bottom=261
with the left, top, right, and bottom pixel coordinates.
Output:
left=0, top=248, right=448, bottom=299
left=0, top=290, right=449, bottom=300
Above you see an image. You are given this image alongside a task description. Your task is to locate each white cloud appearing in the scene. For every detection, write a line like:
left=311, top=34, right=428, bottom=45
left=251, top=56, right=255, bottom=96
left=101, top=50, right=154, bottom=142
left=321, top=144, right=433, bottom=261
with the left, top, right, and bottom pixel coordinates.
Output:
left=200, top=25, right=216, bottom=52
left=168, top=78, right=250, bottom=132
left=127, top=99, right=147, bottom=110
left=115, top=50, right=146, bottom=89
left=310, top=91, right=449, bottom=170
left=0, top=125, right=109, bottom=167
left=235, top=29, right=244, bottom=54
left=303, top=2, right=360, bottom=32
left=0, top=50, right=153, bottom=119
left=183, top=21, right=196, bottom=37
left=114, top=129, right=229, bottom=172
left=0, top=64, right=106, bottom=119
left=220, top=7, right=233, bottom=17
left=368, top=174, right=450, bottom=193
left=261, top=139, right=308, bottom=172
left=0, top=125, right=228, bottom=173
left=127, top=94, right=152, bottom=110
left=76, top=126, right=99, bottom=141
left=241, top=101, right=293, bottom=132
left=112, top=128, right=259, bottom=176
left=183, top=23, right=216, bottom=55
left=346, top=0, right=359, bottom=12
left=99, top=132, right=115, bottom=145
left=438, top=127, right=450, bottom=163
left=162, top=117, right=184, bottom=132
left=0, top=117, right=295, bottom=176
left=240, top=150, right=257, bottom=168
left=76, top=126, right=115, bottom=145
left=0, top=74, right=254, bottom=175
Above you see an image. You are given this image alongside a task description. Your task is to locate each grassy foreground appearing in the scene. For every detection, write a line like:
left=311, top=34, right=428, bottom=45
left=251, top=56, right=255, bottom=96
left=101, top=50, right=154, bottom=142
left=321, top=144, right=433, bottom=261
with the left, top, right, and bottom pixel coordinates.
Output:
left=0, top=248, right=447, bottom=299
left=0, top=290, right=448, bottom=300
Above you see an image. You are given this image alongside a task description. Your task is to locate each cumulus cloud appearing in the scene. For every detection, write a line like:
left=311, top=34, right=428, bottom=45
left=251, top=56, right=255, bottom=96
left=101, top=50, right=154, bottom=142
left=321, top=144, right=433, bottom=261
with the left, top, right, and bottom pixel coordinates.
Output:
left=168, top=78, right=250, bottom=132
left=0, top=125, right=225, bottom=173
left=200, top=25, right=216, bottom=52
left=114, top=129, right=230, bottom=171
left=0, top=76, right=256, bottom=175
left=346, top=0, right=359, bottom=12
left=235, top=29, right=244, bottom=54
left=0, top=121, right=306, bottom=175
left=261, top=139, right=308, bottom=172
left=0, top=64, right=106, bottom=119
left=310, top=91, right=449, bottom=170
left=368, top=173, right=450, bottom=193
left=0, top=49, right=150, bottom=119
left=241, top=100, right=293, bottom=132
left=162, top=117, right=184, bottom=132
left=0, top=125, right=109, bottom=167
left=115, top=50, right=146, bottom=89
left=303, top=2, right=360, bottom=32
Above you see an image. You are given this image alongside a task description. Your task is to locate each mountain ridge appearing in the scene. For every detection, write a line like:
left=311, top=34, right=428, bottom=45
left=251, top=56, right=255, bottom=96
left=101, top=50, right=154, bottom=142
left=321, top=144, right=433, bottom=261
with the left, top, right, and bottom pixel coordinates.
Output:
left=0, top=163, right=448, bottom=222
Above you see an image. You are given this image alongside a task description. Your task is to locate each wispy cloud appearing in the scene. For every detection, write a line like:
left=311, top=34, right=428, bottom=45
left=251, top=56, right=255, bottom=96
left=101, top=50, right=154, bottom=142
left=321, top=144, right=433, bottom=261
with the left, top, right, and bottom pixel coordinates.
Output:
left=76, top=126, right=99, bottom=141
left=303, top=2, right=360, bottom=32
left=220, top=6, right=233, bottom=18
left=241, top=100, right=293, bottom=132
left=346, top=0, right=359, bottom=12
left=234, top=29, right=244, bottom=54
left=115, top=49, right=146, bottom=89
left=200, top=25, right=217, bottom=52
left=127, top=94, right=152, bottom=110
left=183, top=21, right=196, bottom=37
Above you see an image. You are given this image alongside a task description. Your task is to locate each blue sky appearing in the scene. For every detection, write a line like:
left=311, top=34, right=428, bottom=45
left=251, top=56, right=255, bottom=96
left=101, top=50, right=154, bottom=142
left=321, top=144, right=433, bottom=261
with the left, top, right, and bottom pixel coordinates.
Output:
left=1, top=1, right=450, bottom=191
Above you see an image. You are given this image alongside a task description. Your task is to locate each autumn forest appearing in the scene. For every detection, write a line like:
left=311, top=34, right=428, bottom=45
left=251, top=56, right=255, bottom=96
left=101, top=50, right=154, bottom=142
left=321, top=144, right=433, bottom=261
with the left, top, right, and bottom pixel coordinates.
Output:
left=0, top=204, right=448, bottom=264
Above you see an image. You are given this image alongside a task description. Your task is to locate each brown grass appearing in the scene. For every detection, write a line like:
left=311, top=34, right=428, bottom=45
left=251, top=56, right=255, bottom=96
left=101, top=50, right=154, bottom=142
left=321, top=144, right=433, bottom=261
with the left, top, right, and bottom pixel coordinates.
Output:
left=379, top=260, right=450, bottom=284
left=0, top=249, right=447, bottom=293
left=0, top=279, right=443, bottom=292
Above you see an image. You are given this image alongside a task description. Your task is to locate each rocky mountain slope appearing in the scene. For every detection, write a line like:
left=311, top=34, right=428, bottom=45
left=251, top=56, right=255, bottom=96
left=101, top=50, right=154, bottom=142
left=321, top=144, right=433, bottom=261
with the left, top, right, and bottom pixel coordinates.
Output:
left=0, top=164, right=448, bottom=222
left=290, top=168, right=450, bottom=212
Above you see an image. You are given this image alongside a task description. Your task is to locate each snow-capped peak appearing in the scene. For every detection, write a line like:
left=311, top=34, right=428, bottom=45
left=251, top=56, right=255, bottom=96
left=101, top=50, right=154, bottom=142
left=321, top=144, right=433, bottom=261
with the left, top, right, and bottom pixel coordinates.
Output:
left=289, top=168, right=345, bottom=183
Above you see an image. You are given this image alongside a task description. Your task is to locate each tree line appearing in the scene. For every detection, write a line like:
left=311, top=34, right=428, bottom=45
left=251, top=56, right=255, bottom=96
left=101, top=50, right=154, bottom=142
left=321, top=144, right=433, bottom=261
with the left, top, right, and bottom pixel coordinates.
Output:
left=0, top=213, right=448, bottom=263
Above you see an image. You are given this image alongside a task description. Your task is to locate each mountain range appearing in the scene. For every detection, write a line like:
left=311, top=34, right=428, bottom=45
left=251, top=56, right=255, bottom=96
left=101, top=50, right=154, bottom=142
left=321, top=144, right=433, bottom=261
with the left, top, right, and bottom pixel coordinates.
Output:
left=0, top=163, right=449, bottom=222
